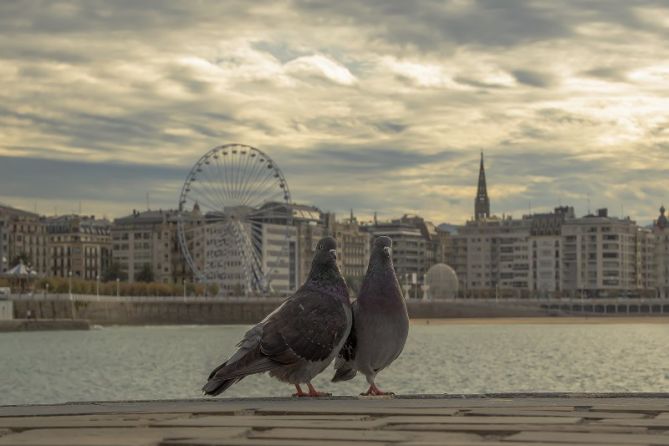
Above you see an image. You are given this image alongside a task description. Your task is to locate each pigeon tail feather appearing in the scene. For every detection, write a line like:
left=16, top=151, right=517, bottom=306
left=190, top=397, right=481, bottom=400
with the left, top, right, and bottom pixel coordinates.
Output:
left=203, top=347, right=277, bottom=396
left=331, top=365, right=357, bottom=382
left=202, top=376, right=242, bottom=396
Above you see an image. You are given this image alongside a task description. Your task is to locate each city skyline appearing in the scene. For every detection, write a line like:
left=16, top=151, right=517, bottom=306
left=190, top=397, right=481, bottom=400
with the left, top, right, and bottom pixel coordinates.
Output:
left=0, top=152, right=664, bottom=228
left=1, top=1, right=668, bottom=224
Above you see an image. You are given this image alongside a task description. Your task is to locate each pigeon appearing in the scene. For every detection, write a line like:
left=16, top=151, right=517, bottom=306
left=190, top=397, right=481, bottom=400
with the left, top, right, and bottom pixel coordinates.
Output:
left=332, top=236, right=409, bottom=395
left=203, top=236, right=352, bottom=397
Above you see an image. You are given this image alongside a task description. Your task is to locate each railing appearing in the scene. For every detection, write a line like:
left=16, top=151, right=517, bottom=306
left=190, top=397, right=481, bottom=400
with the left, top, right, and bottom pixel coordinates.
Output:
left=8, top=293, right=669, bottom=306
left=8, top=294, right=285, bottom=303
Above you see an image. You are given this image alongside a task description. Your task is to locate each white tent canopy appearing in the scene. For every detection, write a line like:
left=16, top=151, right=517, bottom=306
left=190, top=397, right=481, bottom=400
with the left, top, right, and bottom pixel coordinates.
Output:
left=1, top=262, right=37, bottom=278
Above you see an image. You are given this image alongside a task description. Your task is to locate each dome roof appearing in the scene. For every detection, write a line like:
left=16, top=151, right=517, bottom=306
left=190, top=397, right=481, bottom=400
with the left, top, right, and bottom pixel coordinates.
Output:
left=425, top=263, right=459, bottom=299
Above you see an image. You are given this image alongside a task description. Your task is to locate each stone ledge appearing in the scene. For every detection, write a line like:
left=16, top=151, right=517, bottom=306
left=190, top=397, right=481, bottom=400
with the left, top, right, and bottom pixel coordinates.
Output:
left=1, top=394, right=669, bottom=445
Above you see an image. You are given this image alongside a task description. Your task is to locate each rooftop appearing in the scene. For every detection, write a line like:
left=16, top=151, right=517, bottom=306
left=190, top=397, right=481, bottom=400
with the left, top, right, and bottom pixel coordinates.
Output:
left=0, top=203, right=40, bottom=220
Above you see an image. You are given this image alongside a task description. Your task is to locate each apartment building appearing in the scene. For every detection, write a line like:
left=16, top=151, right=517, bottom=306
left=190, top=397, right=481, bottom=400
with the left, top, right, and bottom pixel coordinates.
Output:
left=652, top=206, right=669, bottom=297
left=453, top=216, right=532, bottom=297
left=261, top=222, right=297, bottom=294
left=46, top=215, right=111, bottom=280
left=528, top=206, right=573, bottom=295
left=111, top=207, right=203, bottom=284
left=0, top=204, right=48, bottom=274
left=450, top=204, right=573, bottom=297
left=329, top=211, right=371, bottom=280
left=293, top=204, right=328, bottom=285
left=367, top=214, right=445, bottom=285
left=0, top=219, right=6, bottom=273
left=450, top=153, right=659, bottom=298
left=529, top=236, right=561, bottom=295
left=296, top=220, right=326, bottom=285
left=561, top=209, right=643, bottom=297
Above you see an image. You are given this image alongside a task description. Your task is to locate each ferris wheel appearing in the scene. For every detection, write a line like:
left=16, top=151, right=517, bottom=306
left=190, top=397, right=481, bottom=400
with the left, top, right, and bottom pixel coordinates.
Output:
left=177, top=144, right=292, bottom=295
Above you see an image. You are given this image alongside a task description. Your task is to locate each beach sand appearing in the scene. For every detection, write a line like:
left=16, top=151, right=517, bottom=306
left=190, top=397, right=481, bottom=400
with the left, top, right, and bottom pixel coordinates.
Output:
left=411, top=316, right=669, bottom=325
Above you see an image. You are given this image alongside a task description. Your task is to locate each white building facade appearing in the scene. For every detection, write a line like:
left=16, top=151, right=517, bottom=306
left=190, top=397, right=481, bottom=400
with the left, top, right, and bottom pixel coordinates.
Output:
left=450, top=206, right=659, bottom=298
left=560, top=209, right=641, bottom=297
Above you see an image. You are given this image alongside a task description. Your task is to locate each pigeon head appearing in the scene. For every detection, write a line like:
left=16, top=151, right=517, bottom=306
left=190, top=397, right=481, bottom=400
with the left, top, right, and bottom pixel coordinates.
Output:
left=312, top=236, right=338, bottom=268
left=306, top=236, right=348, bottom=298
left=371, top=236, right=393, bottom=263
left=358, top=236, right=402, bottom=302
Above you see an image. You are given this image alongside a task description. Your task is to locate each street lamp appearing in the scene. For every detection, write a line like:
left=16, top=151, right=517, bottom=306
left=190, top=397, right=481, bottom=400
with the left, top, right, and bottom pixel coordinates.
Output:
left=402, top=274, right=410, bottom=300
left=96, top=275, right=100, bottom=300
left=183, top=279, right=187, bottom=301
left=68, top=271, right=75, bottom=319
left=116, top=278, right=120, bottom=297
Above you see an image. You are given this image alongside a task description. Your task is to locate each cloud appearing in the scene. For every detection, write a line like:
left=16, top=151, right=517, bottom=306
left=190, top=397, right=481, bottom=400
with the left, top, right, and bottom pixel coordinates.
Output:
left=284, top=54, right=357, bottom=86
left=511, top=69, right=556, bottom=88
left=1, top=0, right=669, bottom=225
left=581, top=66, right=629, bottom=82
left=0, top=155, right=186, bottom=217
left=382, top=58, right=454, bottom=88
left=290, top=0, right=572, bottom=50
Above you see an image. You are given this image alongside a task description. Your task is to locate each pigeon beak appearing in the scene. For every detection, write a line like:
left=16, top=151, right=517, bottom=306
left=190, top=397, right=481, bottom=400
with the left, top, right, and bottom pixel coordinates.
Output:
left=329, top=249, right=337, bottom=260
left=383, top=246, right=392, bottom=256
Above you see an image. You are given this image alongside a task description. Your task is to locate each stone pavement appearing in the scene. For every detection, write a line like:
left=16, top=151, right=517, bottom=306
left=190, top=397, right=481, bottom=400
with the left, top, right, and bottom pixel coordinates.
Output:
left=1, top=394, right=669, bottom=445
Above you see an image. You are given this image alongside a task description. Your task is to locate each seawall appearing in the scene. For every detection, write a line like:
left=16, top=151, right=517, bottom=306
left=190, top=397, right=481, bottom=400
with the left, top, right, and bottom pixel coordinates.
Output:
left=9, top=295, right=669, bottom=325
left=11, top=297, right=283, bottom=325
left=10, top=295, right=562, bottom=325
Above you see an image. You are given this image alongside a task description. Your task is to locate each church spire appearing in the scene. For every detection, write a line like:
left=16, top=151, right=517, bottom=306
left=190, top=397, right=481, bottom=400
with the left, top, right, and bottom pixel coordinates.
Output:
left=475, top=151, right=490, bottom=220
left=657, top=204, right=667, bottom=230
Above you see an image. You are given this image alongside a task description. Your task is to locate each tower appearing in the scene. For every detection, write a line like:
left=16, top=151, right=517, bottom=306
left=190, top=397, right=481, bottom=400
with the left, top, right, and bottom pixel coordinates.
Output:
left=657, top=205, right=667, bottom=230
left=474, top=151, right=490, bottom=220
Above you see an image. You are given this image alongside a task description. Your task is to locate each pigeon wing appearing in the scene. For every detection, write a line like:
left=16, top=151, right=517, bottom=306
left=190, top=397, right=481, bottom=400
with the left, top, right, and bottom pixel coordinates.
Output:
left=261, top=289, right=349, bottom=363
left=332, top=300, right=358, bottom=382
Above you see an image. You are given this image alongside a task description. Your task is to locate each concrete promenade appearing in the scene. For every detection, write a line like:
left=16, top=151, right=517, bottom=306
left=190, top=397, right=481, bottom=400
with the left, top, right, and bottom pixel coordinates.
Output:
left=2, top=394, right=669, bottom=445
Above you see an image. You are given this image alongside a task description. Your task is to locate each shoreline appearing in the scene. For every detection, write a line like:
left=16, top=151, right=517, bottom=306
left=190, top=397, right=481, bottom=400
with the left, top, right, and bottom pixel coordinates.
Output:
left=0, top=319, right=90, bottom=332
left=1, top=316, right=666, bottom=332
left=411, top=316, right=669, bottom=325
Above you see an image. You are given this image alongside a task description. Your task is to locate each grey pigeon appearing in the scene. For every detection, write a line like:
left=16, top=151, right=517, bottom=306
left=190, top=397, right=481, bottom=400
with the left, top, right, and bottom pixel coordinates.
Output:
left=203, top=236, right=351, bottom=397
left=332, top=236, right=409, bottom=395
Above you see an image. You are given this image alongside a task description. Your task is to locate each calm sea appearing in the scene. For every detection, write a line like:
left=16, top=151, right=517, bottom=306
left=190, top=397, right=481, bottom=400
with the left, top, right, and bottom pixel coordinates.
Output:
left=1, top=323, right=668, bottom=406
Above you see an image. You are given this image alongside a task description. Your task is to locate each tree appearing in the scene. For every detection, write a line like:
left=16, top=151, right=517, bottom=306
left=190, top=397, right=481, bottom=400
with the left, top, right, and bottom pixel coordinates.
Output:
left=135, top=263, right=154, bottom=283
left=102, top=261, right=127, bottom=282
left=11, top=252, right=31, bottom=267
left=206, top=282, right=220, bottom=297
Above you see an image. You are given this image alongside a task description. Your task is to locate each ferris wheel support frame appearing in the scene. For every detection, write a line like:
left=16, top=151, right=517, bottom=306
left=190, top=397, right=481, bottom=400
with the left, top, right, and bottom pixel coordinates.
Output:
left=176, top=143, right=292, bottom=296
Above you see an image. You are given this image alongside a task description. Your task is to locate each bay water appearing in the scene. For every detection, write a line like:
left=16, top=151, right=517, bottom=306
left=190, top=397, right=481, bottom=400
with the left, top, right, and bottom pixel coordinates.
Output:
left=1, top=322, right=668, bottom=406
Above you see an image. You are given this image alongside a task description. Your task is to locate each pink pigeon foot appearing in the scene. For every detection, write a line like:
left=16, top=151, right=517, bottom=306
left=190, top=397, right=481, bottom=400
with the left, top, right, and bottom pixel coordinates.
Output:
left=361, top=383, right=395, bottom=396
left=306, top=382, right=331, bottom=397
left=292, top=384, right=308, bottom=397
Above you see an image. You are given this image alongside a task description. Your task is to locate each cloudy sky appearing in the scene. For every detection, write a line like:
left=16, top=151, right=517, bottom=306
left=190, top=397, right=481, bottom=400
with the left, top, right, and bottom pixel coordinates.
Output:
left=1, top=0, right=668, bottom=225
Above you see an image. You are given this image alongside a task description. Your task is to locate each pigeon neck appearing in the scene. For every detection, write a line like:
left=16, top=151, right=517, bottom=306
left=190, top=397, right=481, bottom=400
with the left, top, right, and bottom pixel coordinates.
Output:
left=304, top=264, right=349, bottom=300
left=359, top=259, right=403, bottom=304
